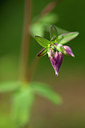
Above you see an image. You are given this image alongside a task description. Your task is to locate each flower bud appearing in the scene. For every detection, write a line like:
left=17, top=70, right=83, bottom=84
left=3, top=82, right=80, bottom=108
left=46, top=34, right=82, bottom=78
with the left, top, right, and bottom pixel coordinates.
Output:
left=49, top=50, right=63, bottom=76
left=63, top=45, right=75, bottom=57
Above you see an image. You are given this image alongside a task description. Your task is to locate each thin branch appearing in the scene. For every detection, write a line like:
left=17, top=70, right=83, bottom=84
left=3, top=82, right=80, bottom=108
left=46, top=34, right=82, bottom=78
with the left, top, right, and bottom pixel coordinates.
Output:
left=19, top=0, right=31, bottom=82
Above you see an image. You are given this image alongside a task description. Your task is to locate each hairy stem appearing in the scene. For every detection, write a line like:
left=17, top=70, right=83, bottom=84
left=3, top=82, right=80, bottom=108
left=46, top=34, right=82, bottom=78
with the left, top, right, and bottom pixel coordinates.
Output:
left=19, top=0, right=31, bottom=83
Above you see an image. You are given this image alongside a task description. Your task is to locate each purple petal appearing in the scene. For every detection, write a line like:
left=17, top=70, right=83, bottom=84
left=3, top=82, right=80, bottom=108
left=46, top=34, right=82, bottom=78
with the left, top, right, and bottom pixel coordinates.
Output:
left=54, top=52, right=63, bottom=76
left=63, top=45, right=75, bottom=57
left=53, top=51, right=59, bottom=61
left=50, top=48, right=53, bottom=56
left=54, top=43, right=58, bottom=46
left=50, top=52, right=59, bottom=76
left=58, top=52, right=63, bottom=70
left=50, top=51, right=63, bottom=76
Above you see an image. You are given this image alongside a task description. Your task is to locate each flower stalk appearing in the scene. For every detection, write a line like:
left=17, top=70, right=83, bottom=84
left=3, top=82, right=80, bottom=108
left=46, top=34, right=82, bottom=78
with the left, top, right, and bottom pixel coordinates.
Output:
left=19, top=0, right=31, bottom=83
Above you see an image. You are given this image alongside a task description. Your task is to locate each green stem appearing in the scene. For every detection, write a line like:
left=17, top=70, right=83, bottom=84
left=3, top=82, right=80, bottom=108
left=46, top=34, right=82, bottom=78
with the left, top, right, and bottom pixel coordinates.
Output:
left=29, top=56, right=40, bottom=81
left=19, top=0, right=31, bottom=83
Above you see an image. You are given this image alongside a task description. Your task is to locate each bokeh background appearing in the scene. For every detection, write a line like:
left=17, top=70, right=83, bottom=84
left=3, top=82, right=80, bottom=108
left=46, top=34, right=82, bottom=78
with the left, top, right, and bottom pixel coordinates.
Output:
left=0, top=0, right=85, bottom=128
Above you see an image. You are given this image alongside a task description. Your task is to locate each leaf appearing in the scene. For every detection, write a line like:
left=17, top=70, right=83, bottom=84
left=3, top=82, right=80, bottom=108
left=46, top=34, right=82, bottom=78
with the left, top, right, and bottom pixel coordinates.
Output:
left=40, top=13, right=58, bottom=25
left=30, top=23, right=44, bottom=37
left=31, top=82, right=62, bottom=105
left=30, top=13, right=58, bottom=37
left=55, top=26, right=68, bottom=35
left=45, top=25, right=68, bottom=35
left=37, top=48, right=47, bottom=57
left=58, top=32, right=79, bottom=44
left=50, top=25, right=58, bottom=40
left=0, top=81, right=20, bottom=93
left=35, top=36, right=50, bottom=48
left=12, top=87, right=34, bottom=127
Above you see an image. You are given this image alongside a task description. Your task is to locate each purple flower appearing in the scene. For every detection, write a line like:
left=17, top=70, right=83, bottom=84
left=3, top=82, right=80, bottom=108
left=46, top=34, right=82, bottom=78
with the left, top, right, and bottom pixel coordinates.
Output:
left=49, top=49, right=63, bottom=76
left=35, top=26, right=79, bottom=76
left=38, top=43, right=75, bottom=76
left=63, top=45, right=75, bottom=57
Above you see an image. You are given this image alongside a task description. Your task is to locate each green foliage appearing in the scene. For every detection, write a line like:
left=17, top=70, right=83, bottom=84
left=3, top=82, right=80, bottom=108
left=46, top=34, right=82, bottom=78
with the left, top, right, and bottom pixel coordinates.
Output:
left=35, top=36, right=50, bottom=48
left=30, top=23, right=44, bottom=37
left=55, top=26, right=68, bottom=35
left=40, top=14, right=58, bottom=25
left=50, top=25, right=58, bottom=40
left=31, top=82, right=62, bottom=105
left=30, top=13, right=58, bottom=37
left=0, top=81, right=20, bottom=93
left=12, top=86, right=34, bottom=127
left=0, top=81, right=61, bottom=126
left=58, top=32, right=79, bottom=45
left=0, top=81, right=62, bottom=106
left=37, top=48, right=47, bottom=57
left=30, top=14, right=68, bottom=38
left=35, top=26, right=79, bottom=56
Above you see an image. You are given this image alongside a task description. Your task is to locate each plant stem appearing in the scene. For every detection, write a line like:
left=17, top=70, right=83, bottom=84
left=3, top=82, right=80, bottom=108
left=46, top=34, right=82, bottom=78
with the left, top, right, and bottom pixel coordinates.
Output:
left=29, top=56, right=40, bottom=81
left=19, top=0, right=31, bottom=83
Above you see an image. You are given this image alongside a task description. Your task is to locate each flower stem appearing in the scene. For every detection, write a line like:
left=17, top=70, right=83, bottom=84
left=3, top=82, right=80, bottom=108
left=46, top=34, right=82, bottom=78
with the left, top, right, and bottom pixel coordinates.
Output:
left=29, top=56, right=40, bottom=81
left=19, top=0, right=31, bottom=83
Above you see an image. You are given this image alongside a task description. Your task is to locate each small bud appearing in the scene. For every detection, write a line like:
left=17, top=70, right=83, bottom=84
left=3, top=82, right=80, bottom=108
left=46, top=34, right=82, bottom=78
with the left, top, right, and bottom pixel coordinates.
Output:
left=63, top=45, right=75, bottom=57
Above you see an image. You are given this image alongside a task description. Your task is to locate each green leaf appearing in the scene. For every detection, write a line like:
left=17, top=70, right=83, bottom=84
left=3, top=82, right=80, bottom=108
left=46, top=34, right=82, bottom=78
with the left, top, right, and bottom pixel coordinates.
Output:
left=0, top=81, right=20, bottom=93
left=58, top=32, right=79, bottom=44
left=40, top=13, right=58, bottom=24
left=12, top=87, right=34, bottom=127
left=31, top=82, right=62, bottom=105
left=45, top=25, right=68, bottom=35
left=50, top=25, right=58, bottom=40
left=30, top=23, right=44, bottom=37
left=55, top=26, right=68, bottom=35
left=37, top=48, right=47, bottom=57
left=30, top=14, right=58, bottom=37
left=35, top=36, right=50, bottom=48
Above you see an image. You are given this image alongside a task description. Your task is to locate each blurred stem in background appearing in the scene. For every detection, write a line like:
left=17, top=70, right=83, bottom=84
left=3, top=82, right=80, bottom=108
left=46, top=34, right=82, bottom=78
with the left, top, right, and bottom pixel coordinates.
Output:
left=19, top=0, right=31, bottom=83
left=19, top=0, right=58, bottom=83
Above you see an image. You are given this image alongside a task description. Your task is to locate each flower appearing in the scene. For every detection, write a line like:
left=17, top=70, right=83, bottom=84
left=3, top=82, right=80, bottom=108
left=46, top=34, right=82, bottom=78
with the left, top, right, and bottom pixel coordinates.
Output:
left=35, top=25, right=79, bottom=76
left=47, top=43, right=74, bottom=76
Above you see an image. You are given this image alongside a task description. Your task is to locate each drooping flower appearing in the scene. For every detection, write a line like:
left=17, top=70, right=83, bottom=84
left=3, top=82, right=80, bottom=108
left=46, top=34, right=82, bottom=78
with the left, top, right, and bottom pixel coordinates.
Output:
left=35, top=25, right=79, bottom=76
left=49, top=49, right=63, bottom=76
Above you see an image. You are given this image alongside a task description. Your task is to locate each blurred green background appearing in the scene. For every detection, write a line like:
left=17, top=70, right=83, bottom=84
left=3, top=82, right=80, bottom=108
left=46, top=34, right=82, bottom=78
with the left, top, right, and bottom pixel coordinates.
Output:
left=0, top=0, right=85, bottom=128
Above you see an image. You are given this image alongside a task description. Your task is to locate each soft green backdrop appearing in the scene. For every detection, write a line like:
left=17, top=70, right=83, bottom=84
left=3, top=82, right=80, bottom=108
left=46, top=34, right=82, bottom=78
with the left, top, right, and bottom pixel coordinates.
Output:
left=0, top=0, right=85, bottom=128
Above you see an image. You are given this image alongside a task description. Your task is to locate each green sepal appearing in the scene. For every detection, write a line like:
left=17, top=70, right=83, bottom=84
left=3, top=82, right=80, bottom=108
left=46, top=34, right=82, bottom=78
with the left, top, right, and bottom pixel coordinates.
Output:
left=37, top=48, right=47, bottom=57
left=50, top=25, right=58, bottom=40
left=58, top=32, right=79, bottom=44
left=35, top=36, right=50, bottom=48
left=56, top=44, right=65, bottom=53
